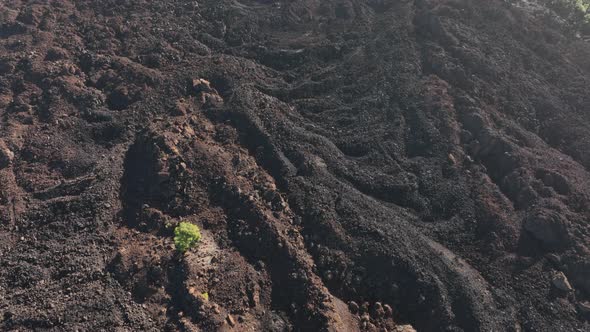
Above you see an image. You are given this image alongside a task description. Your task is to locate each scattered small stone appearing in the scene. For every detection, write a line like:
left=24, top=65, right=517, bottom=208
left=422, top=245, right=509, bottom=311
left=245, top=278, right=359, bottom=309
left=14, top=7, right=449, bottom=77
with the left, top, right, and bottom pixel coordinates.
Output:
left=418, top=295, right=426, bottom=304
left=360, top=313, right=370, bottom=322
left=256, top=260, right=265, bottom=270
left=348, top=301, right=359, bottom=314
left=390, top=283, right=399, bottom=294
left=552, top=272, right=573, bottom=292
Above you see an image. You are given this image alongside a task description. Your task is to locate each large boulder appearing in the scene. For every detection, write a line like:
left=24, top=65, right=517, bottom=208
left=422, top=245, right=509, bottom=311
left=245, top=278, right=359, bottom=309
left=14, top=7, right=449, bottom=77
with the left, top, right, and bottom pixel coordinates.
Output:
left=524, top=208, right=570, bottom=250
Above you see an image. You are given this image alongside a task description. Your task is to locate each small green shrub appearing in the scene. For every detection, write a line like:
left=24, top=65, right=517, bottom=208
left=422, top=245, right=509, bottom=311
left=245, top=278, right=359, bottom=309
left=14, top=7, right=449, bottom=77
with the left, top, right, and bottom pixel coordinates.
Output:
left=174, top=222, right=202, bottom=252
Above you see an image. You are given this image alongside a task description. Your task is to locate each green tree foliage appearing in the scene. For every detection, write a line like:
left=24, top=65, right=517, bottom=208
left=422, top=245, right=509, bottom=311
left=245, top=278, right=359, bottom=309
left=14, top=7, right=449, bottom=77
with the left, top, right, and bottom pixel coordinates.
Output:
left=174, top=222, right=202, bottom=252
left=544, top=0, right=590, bottom=35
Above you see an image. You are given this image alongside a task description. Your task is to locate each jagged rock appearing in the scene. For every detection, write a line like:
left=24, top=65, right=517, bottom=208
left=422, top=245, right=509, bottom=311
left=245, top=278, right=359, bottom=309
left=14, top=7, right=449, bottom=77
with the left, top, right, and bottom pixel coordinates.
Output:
left=45, top=47, right=69, bottom=61
left=107, top=86, right=131, bottom=110
left=578, top=301, right=590, bottom=315
left=383, top=304, right=393, bottom=317
left=60, top=63, right=79, bottom=76
left=172, top=99, right=190, bottom=116
left=448, top=153, right=457, bottom=165
left=226, top=313, right=236, bottom=327
left=395, top=325, right=417, bottom=332
left=200, top=92, right=224, bottom=108
left=192, top=78, right=224, bottom=108
left=246, top=284, right=260, bottom=307
left=16, top=7, right=41, bottom=25
left=348, top=301, right=359, bottom=314
left=0, top=140, right=14, bottom=168
left=0, top=59, right=15, bottom=74
left=8, top=97, right=32, bottom=113
left=567, top=260, right=590, bottom=294
left=192, top=78, right=215, bottom=94
left=360, top=301, right=369, bottom=314
left=524, top=209, right=570, bottom=249
left=546, top=254, right=562, bottom=266
left=552, top=272, right=573, bottom=292
left=140, top=207, right=171, bottom=231
left=462, top=112, right=486, bottom=134
left=372, top=302, right=384, bottom=317
left=212, top=21, right=227, bottom=38
left=537, top=169, right=571, bottom=195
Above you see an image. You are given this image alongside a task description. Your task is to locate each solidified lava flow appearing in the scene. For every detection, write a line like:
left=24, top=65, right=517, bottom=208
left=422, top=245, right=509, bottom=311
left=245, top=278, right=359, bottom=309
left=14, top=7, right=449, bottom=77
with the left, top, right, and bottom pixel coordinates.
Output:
left=1, top=0, right=590, bottom=331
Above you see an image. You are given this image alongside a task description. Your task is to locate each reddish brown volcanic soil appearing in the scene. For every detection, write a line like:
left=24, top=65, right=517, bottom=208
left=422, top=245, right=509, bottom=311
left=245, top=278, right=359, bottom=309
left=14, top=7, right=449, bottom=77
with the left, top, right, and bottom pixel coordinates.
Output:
left=1, top=0, right=590, bottom=331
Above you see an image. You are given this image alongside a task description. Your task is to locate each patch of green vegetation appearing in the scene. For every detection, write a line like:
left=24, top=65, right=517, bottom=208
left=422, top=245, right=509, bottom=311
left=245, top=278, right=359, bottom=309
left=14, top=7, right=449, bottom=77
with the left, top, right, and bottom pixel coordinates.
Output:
left=574, top=0, right=590, bottom=12
left=567, top=0, right=590, bottom=20
left=174, top=222, right=202, bottom=252
left=578, top=0, right=590, bottom=25
left=545, top=0, right=590, bottom=34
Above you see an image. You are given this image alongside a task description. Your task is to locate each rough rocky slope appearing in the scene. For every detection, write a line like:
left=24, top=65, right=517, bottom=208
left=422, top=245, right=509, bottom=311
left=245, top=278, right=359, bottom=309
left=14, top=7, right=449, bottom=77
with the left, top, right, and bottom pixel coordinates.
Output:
left=1, top=0, right=590, bottom=331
